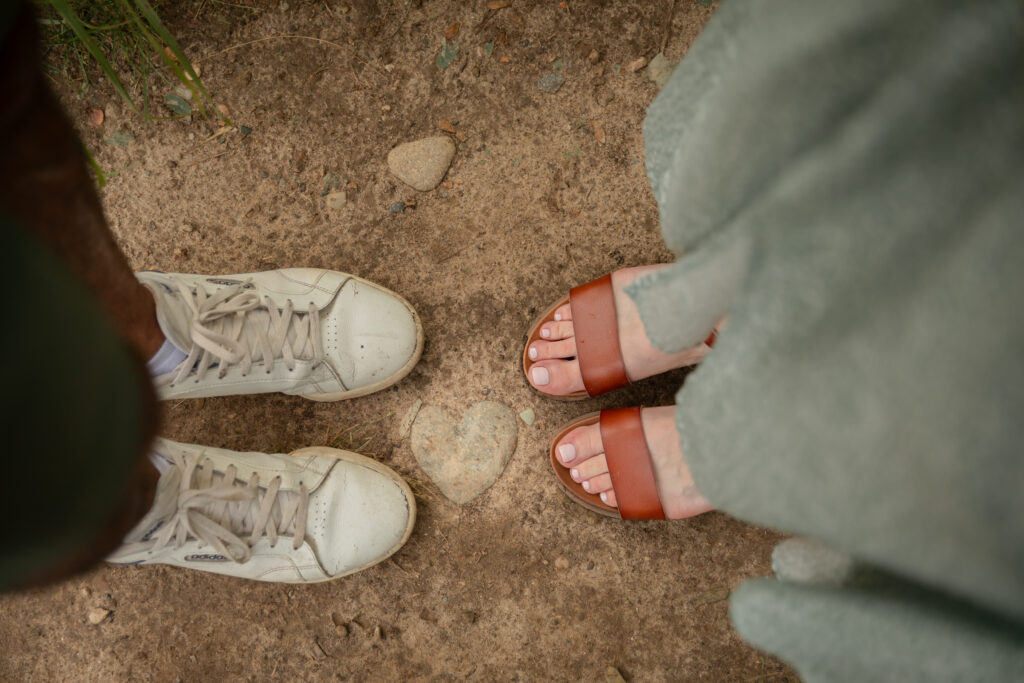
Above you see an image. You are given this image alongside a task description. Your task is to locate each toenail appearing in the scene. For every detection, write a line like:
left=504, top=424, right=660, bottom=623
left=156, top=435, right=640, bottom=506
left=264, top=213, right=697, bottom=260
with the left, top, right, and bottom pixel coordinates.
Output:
left=600, top=491, right=608, bottom=503
left=570, top=468, right=579, bottom=481
left=531, top=367, right=550, bottom=386
left=582, top=480, right=591, bottom=492
left=554, top=313, right=562, bottom=321
left=558, top=444, right=575, bottom=464
left=540, top=327, right=551, bottom=339
left=529, top=347, right=538, bottom=360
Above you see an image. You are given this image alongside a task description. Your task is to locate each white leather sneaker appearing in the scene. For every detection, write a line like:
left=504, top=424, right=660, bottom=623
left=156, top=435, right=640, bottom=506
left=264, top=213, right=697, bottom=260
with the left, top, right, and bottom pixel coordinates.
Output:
left=107, top=439, right=416, bottom=583
left=138, top=268, right=423, bottom=401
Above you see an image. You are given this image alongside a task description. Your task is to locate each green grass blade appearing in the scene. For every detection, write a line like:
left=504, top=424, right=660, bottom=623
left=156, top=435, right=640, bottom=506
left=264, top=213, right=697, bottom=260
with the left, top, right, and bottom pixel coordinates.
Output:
left=46, top=0, right=139, bottom=115
left=80, top=139, right=106, bottom=188
left=131, top=0, right=205, bottom=95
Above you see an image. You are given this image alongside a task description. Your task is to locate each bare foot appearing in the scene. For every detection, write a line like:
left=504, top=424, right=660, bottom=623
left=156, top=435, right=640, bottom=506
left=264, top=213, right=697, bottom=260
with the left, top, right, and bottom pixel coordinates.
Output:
left=554, top=406, right=712, bottom=519
left=526, top=265, right=712, bottom=396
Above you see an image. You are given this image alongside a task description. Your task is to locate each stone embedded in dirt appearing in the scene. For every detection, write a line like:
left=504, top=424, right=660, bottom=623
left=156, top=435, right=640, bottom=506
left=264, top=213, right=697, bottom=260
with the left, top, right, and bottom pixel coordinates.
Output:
left=389, top=201, right=406, bottom=214
left=387, top=136, right=456, bottom=191
left=646, top=52, right=676, bottom=88
left=518, top=408, right=535, bottom=426
left=87, top=608, right=110, bottom=625
left=411, top=401, right=518, bottom=504
left=554, top=557, right=570, bottom=570
left=626, top=56, right=647, bottom=72
left=605, top=666, right=627, bottom=683
left=537, top=72, right=565, bottom=93
left=325, top=192, right=347, bottom=210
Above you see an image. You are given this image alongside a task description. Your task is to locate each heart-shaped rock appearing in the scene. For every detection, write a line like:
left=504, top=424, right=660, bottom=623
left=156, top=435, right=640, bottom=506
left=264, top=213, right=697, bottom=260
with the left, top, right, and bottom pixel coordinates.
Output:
left=411, top=401, right=518, bottom=504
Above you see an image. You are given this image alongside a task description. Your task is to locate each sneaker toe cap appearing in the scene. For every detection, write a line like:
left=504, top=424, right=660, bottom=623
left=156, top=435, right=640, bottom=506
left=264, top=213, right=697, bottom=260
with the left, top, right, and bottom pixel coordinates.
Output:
left=323, top=280, right=421, bottom=390
left=307, top=458, right=414, bottom=576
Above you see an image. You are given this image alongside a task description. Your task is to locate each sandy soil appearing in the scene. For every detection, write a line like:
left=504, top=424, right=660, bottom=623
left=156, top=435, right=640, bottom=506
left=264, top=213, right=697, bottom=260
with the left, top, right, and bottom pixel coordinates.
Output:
left=1, top=1, right=795, bottom=680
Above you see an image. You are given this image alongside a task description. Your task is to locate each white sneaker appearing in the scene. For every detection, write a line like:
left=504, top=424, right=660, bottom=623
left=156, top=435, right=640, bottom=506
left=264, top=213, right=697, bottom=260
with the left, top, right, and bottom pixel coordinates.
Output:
left=138, top=268, right=423, bottom=401
left=107, top=439, right=416, bottom=583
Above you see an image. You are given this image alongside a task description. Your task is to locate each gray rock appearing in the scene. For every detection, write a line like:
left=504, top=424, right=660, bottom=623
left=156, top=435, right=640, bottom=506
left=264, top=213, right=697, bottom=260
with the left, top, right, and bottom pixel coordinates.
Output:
left=411, top=401, right=518, bottom=504
left=646, top=52, right=677, bottom=88
left=537, top=72, right=565, bottom=93
left=389, top=201, right=406, bottom=214
left=325, top=192, right=347, bottom=210
left=387, top=136, right=456, bottom=191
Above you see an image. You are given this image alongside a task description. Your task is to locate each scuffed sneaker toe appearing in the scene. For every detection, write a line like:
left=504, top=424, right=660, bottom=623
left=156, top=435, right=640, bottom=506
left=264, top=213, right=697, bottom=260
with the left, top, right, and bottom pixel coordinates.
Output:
left=306, top=453, right=416, bottom=576
left=321, top=278, right=422, bottom=393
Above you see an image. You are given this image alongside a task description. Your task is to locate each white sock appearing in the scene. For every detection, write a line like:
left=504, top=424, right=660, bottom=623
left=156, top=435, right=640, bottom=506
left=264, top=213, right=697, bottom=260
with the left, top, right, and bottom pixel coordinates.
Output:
left=146, top=339, right=187, bottom=377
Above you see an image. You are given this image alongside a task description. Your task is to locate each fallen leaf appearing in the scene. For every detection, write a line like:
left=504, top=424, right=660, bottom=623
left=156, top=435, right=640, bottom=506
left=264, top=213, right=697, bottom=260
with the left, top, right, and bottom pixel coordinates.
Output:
left=499, top=55, right=511, bottom=63
left=486, top=0, right=510, bottom=9
left=86, top=108, right=104, bottom=127
left=437, top=38, right=460, bottom=71
left=104, top=131, right=133, bottom=147
left=591, top=120, right=605, bottom=143
left=693, top=587, right=731, bottom=606
left=559, top=1, right=568, bottom=8
left=444, top=23, right=459, bottom=39
left=455, top=131, right=468, bottom=142
left=163, top=46, right=178, bottom=62
left=164, top=93, right=191, bottom=116
left=438, top=119, right=457, bottom=133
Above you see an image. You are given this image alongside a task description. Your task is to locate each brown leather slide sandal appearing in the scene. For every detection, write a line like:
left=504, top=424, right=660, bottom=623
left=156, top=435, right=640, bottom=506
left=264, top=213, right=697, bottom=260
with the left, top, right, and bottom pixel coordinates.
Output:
left=549, top=407, right=667, bottom=520
left=524, top=273, right=718, bottom=401
left=523, top=273, right=630, bottom=400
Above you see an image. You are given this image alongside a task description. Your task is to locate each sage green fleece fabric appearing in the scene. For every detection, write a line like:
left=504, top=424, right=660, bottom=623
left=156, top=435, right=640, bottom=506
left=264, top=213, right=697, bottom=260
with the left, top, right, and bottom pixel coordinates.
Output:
left=629, top=1, right=1024, bottom=680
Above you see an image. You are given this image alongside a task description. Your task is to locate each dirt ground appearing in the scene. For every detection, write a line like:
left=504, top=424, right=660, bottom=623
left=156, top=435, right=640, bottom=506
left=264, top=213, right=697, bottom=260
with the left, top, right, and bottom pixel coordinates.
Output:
left=1, top=1, right=795, bottom=680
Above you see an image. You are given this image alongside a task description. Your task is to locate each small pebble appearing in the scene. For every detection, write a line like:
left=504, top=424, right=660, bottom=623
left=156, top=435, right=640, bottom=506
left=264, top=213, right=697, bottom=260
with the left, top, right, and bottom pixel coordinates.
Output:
left=554, top=557, right=570, bottom=570
left=87, top=608, right=110, bottom=625
left=537, top=72, right=565, bottom=93
left=389, top=201, right=406, bottom=214
left=518, top=408, right=535, bottom=426
left=605, top=666, right=627, bottom=683
left=626, top=56, right=647, bottom=72
left=240, top=125, right=252, bottom=136
left=325, top=192, right=347, bottom=210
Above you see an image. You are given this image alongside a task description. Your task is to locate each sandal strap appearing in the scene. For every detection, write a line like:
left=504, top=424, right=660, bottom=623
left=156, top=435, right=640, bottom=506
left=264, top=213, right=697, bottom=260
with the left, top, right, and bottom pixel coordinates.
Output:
left=600, top=407, right=665, bottom=520
left=569, top=274, right=630, bottom=396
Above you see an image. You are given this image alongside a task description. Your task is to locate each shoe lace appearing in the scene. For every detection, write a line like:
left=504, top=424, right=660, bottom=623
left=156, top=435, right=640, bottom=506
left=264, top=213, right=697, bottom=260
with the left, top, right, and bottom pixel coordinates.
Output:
left=150, top=450, right=310, bottom=563
left=168, top=281, right=324, bottom=385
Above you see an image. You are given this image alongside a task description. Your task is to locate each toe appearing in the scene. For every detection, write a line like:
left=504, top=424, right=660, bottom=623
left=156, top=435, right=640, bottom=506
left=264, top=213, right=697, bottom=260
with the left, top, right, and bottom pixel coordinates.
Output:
left=582, top=473, right=613, bottom=494
left=538, top=321, right=574, bottom=341
left=529, top=339, right=577, bottom=361
left=572, top=453, right=609, bottom=481
left=555, top=422, right=604, bottom=465
left=552, top=304, right=572, bottom=322
left=599, top=489, right=619, bottom=508
left=528, top=359, right=585, bottom=395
